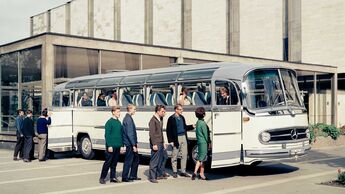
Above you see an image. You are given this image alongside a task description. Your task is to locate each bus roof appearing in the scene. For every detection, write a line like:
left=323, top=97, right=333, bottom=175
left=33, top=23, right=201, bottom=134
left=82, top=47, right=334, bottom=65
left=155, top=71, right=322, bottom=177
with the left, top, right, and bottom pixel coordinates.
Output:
left=56, top=62, right=287, bottom=90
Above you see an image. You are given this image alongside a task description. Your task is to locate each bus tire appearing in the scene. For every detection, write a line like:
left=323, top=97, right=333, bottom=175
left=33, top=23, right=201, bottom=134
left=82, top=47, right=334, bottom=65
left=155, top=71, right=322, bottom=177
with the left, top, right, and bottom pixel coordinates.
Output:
left=191, top=144, right=198, bottom=164
left=78, top=136, right=95, bottom=159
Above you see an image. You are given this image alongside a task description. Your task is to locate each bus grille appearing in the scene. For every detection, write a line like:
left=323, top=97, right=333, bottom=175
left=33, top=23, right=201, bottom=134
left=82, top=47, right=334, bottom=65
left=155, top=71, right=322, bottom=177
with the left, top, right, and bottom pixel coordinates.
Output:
left=268, top=128, right=308, bottom=142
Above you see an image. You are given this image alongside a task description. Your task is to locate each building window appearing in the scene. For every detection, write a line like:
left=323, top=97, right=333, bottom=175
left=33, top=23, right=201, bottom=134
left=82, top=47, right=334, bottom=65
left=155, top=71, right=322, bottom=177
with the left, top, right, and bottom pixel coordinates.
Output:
left=101, top=51, right=140, bottom=73
left=20, top=46, right=42, bottom=83
left=142, top=55, right=176, bottom=69
left=0, top=52, right=18, bottom=86
left=55, top=46, right=99, bottom=78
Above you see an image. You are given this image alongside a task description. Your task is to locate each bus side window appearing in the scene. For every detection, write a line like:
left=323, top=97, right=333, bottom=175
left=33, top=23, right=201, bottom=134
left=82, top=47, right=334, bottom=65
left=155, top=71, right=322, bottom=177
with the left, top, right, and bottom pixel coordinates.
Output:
left=76, top=89, right=94, bottom=107
left=148, top=84, right=175, bottom=106
left=119, top=86, right=144, bottom=107
left=178, top=82, right=211, bottom=106
left=62, top=91, right=70, bottom=107
left=215, top=81, right=239, bottom=106
left=95, top=88, right=117, bottom=107
left=52, top=92, right=61, bottom=107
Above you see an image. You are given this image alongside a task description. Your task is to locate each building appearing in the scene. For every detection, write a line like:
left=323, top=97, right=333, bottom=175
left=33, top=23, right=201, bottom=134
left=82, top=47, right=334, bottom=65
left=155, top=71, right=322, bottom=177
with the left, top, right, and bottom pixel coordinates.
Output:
left=0, top=0, right=344, bottom=134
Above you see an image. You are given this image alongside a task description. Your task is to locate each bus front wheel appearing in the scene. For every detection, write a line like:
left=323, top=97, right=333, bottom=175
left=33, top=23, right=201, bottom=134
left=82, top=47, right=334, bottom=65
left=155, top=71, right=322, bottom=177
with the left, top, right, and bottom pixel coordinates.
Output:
left=78, top=136, right=95, bottom=159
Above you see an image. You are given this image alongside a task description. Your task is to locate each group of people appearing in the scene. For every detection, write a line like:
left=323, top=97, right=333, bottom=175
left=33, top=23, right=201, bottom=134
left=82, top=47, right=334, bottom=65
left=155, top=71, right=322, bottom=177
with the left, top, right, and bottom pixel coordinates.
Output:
left=13, top=108, right=52, bottom=162
left=99, top=103, right=211, bottom=184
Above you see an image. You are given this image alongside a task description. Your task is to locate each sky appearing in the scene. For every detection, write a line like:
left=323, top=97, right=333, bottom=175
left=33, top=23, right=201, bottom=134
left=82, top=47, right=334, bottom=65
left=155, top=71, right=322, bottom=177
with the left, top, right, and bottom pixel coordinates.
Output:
left=0, top=0, right=70, bottom=45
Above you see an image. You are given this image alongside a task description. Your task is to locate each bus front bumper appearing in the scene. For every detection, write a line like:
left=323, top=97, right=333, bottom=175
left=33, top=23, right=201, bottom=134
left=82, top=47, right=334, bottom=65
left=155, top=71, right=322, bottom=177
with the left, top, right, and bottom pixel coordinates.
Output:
left=245, top=145, right=311, bottom=159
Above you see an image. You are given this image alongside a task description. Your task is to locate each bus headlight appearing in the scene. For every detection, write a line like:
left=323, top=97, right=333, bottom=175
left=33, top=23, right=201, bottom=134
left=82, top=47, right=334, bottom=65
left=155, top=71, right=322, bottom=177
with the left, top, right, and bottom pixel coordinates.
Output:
left=306, top=129, right=310, bottom=139
left=260, top=132, right=271, bottom=142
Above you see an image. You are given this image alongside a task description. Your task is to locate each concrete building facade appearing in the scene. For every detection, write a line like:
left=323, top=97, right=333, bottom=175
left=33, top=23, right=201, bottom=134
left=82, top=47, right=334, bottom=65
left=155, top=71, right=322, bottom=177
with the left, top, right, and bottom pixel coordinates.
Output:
left=1, top=0, right=344, bottom=134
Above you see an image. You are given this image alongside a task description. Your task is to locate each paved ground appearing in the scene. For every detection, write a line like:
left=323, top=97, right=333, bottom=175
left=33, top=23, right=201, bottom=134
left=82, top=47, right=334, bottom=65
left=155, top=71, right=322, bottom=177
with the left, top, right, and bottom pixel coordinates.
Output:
left=0, top=146, right=344, bottom=194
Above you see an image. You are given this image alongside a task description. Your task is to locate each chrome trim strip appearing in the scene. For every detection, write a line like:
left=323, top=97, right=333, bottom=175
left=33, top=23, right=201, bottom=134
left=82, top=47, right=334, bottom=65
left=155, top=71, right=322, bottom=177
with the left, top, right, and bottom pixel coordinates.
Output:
left=48, top=137, right=72, bottom=144
left=245, top=145, right=311, bottom=159
left=213, top=132, right=241, bottom=136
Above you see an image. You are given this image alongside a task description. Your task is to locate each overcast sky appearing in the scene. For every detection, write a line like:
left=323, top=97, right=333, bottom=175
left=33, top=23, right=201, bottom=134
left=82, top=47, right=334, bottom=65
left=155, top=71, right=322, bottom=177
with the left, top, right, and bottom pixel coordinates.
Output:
left=0, top=0, right=70, bottom=45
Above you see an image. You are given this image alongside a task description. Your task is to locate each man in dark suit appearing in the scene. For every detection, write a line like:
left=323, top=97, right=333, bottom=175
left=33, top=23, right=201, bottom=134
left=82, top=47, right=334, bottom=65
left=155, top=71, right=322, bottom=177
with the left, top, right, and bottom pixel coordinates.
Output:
left=166, top=104, right=195, bottom=178
left=148, top=105, right=166, bottom=183
left=22, top=110, right=35, bottom=162
left=122, top=104, right=141, bottom=182
left=13, top=109, right=24, bottom=161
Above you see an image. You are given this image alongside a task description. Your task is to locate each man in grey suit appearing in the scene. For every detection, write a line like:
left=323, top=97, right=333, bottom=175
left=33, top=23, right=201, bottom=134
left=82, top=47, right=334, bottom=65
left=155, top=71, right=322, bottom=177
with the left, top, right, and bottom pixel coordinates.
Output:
left=122, top=104, right=141, bottom=182
left=148, top=105, right=166, bottom=183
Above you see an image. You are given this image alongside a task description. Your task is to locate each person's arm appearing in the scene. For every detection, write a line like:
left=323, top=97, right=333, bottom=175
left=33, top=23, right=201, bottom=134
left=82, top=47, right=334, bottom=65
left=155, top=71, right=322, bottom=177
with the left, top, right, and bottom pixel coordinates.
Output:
left=125, top=117, right=136, bottom=146
left=15, top=118, right=23, bottom=135
left=201, top=122, right=209, bottom=143
left=166, top=117, right=174, bottom=144
left=104, top=120, right=111, bottom=147
left=182, top=116, right=194, bottom=131
left=46, top=117, right=52, bottom=125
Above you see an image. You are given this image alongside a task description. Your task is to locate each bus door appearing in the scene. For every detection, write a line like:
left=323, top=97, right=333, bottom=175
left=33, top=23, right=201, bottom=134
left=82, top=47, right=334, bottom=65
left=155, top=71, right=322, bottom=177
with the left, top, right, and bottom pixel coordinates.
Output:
left=48, top=91, right=74, bottom=152
left=211, top=80, right=242, bottom=168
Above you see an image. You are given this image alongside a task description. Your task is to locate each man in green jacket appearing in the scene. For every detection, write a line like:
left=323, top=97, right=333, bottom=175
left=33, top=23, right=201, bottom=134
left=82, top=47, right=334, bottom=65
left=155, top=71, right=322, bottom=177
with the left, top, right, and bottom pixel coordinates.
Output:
left=99, top=106, right=123, bottom=184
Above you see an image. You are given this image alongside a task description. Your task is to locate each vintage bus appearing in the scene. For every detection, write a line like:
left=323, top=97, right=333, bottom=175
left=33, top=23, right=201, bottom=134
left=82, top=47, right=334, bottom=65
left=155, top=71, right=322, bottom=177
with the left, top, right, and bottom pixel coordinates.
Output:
left=49, top=62, right=310, bottom=168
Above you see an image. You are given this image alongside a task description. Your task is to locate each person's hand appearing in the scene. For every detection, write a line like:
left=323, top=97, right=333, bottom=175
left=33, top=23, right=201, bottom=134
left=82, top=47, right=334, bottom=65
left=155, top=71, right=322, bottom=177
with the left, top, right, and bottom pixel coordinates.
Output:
left=153, top=145, right=158, bottom=151
left=192, top=124, right=196, bottom=128
left=48, top=112, right=53, bottom=117
left=208, top=143, right=212, bottom=150
left=170, top=142, right=174, bottom=147
left=108, top=147, right=113, bottom=153
left=133, top=146, right=137, bottom=152
left=120, top=146, right=126, bottom=154
left=164, top=144, right=168, bottom=149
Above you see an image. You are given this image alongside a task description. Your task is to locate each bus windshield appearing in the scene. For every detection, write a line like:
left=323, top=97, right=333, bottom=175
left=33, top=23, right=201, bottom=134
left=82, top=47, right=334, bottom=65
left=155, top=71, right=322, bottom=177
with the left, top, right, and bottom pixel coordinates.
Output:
left=244, top=69, right=303, bottom=111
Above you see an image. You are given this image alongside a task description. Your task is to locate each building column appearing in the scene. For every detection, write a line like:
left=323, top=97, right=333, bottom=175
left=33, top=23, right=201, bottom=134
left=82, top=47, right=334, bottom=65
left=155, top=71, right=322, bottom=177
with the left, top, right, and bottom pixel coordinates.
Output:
left=17, top=52, right=22, bottom=109
left=145, top=0, right=153, bottom=44
left=30, top=17, right=34, bottom=36
left=47, top=10, right=51, bottom=32
left=41, top=36, right=55, bottom=108
left=227, top=0, right=240, bottom=55
left=65, top=2, right=71, bottom=35
left=288, top=0, right=301, bottom=62
left=313, top=73, right=317, bottom=124
left=182, top=0, right=192, bottom=49
left=114, top=0, right=121, bottom=41
left=331, top=73, right=338, bottom=126
left=88, top=0, right=94, bottom=37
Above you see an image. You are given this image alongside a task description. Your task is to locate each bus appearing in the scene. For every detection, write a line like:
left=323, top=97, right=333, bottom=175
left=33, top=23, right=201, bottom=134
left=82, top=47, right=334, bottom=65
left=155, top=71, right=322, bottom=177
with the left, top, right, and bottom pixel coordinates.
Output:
left=49, top=62, right=311, bottom=168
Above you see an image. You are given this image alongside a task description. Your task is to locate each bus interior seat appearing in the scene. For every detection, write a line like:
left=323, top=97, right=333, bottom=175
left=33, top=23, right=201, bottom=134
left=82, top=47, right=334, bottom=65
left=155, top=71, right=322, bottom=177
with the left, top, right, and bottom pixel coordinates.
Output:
left=149, top=93, right=156, bottom=106
left=192, top=91, right=207, bottom=106
left=165, top=93, right=173, bottom=106
left=132, top=94, right=138, bottom=106
left=136, top=94, right=144, bottom=106
left=155, top=93, right=167, bottom=105
left=204, top=91, right=211, bottom=104
left=104, top=95, right=110, bottom=106
left=121, top=94, right=132, bottom=107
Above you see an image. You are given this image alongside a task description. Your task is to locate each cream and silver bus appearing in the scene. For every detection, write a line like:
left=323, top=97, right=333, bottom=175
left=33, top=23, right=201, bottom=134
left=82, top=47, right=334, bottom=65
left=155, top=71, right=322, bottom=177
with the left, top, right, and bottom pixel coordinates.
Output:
left=49, top=62, right=310, bottom=168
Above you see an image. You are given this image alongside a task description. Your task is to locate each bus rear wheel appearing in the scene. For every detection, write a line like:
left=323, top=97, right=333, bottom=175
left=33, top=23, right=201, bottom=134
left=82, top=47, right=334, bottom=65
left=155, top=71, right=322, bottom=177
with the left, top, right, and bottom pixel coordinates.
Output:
left=78, top=136, right=95, bottom=159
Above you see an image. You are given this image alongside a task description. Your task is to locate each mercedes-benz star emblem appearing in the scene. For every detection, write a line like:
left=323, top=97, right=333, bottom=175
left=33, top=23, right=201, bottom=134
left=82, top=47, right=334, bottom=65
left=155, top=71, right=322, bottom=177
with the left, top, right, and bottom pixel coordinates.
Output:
left=290, top=129, right=298, bottom=140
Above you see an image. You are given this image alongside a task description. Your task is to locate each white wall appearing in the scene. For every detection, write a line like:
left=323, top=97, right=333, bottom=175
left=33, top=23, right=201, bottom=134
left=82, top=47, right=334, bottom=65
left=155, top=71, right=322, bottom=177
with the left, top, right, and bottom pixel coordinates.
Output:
left=240, top=0, right=283, bottom=60
left=94, top=0, right=114, bottom=39
left=32, top=12, right=48, bottom=35
left=301, top=0, right=345, bottom=73
left=70, top=0, right=88, bottom=36
left=50, top=5, right=66, bottom=34
left=152, top=0, right=181, bottom=48
left=121, top=0, right=145, bottom=43
left=191, top=0, right=227, bottom=53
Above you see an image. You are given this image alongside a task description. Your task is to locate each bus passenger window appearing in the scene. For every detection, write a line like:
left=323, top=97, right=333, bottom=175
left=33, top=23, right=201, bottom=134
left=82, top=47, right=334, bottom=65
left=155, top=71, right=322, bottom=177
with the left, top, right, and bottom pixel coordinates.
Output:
left=215, top=81, right=239, bottom=106
left=178, top=82, right=211, bottom=106
left=52, top=92, right=61, bottom=107
left=148, top=84, right=175, bottom=106
left=119, top=86, right=144, bottom=107
left=62, top=91, right=70, bottom=107
left=96, top=89, right=117, bottom=106
left=76, top=89, right=94, bottom=107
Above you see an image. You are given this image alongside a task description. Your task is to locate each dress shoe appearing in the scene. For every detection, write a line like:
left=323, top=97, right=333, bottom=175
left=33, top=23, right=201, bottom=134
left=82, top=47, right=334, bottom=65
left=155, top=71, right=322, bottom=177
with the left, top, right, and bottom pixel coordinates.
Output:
left=39, top=159, right=46, bottom=162
left=198, top=175, right=209, bottom=180
left=129, top=177, right=142, bottom=181
left=110, top=178, right=121, bottom=183
left=23, top=159, right=31, bottom=163
left=99, top=179, right=106, bottom=184
left=149, top=179, right=158, bottom=183
left=13, top=157, right=18, bottom=161
left=180, top=172, right=191, bottom=177
left=173, top=172, right=178, bottom=178
left=122, top=179, right=133, bottom=182
left=191, top=173, right=197, bottom=180
left=162, top=173, right=170, bottom=178
left=157, top=176, right=167, bottom=180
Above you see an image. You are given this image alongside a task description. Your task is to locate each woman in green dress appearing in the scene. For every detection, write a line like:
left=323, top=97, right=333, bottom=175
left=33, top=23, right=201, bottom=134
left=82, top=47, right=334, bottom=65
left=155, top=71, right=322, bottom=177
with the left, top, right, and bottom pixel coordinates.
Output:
left=192, top=107, right=210, bottom=180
